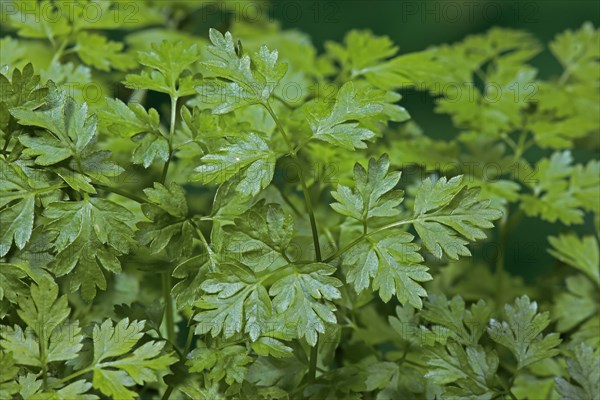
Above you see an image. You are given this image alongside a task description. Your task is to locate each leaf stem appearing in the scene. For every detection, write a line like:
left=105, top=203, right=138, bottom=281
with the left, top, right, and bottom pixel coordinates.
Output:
left=162, top=273, right=176, bottom=345
left=497, top=375, right=518, bottom=400
left=161, top=386, right=175, bottom=400
left=183, top=320, right=195, bottom=356
left=161, top=95, right=178, bottom=184
left=50, top=34, right=71, bottom=65
left=1, top=136, right=11, bottom=157
left=159, top=95, right=179, bottom=350
left=307, top=338, right=319, bottom=384
left=94, top=183, right=147, bottom=204
left=39, top=330, right=48, bottom=390
left=264, top=104, right=322, bottom=262
left=495, top=215, right=508, bottom=308
left=55, top=366, right=94, bottom=387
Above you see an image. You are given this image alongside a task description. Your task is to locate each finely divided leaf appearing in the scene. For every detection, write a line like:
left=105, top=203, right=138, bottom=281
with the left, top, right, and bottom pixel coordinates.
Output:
left=425, top=343, right=499, bottom=400
left=331, top=154, right=403, bottom=222
left=137, top=182, right=194, bottom=258
left=194, top=29, right=288, bottom=112
left=548, top=234, right=600, bottom=285
left=124, top=41, right=200, bottom=96
left=421, top=294, right=492, bottom=346
left=11, top=85, right=123, bottom=191
left=192, top=133, right=277, bottom=196
left=555, top=343, right=600, bottom=400
left=304, top=82, right=408, bottom=150
left=89, top=318, right=177, bottom=400
left=43, top=198, right=135, bottom=300
left=487, top=295, right=561, bottom=369
left=194, top=263, right=273, bottom=342
left=413, top=176, right=502, bottom=259
left=222, top=201, right=293, bottom=272
left=98, top=98, right=168, bottom=168
left=0, top=277, right=82, bottom=368
left=187, top=344, right=253, bottom=385
left=344, top=232, right=431, bottom=308
left=269, top=262, right=342, bottom=346
left=520, top=151, right=592, bottom=225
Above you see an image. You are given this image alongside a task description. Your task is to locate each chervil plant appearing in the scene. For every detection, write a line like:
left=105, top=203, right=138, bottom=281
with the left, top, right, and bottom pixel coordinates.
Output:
left=1, top=2, right=599, bottom=399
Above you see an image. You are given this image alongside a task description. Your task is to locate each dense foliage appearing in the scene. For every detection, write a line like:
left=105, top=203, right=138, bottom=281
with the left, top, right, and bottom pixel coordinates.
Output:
left=1, top=1, right=599, bottom=399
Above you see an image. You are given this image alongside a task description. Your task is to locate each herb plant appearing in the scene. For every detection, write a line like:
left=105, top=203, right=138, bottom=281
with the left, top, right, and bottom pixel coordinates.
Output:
left=1, top=2, right=599, bottom=399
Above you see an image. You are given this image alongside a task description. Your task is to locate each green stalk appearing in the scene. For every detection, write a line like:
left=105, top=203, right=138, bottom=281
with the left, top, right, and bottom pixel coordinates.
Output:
left=495, top=216, right=508, bottom=308
left=94, top=183, right=147, bottom=204
left=307, top=338, right=319, bottom=384
left=161, top=95, right=178, bottom=184
left=162, top=272, right=176, bottom=345
left=160, top=94, right=179, bottom=347
left=40, top=329, right=48, bottom=390
left=2, top=136, right=11, bottom=157
left=54, top=366, right=94, bottom=387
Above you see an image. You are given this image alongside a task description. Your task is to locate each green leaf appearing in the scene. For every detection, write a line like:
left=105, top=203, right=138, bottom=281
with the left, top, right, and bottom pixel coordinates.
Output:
left=571, top=160, right=600, bottom=214
left=555, top=343, right=600, bottom=400
left=11, top=85, right=123, bottom=191
left=192, top=133, right=277, bottom=196
left=132, top=133, right=170, bottom=168
left=421, top=294, right=492, bottom=345
left=172, top=252, right=214, bottom=309
left=412, top=176, right=502, bottom=259
left=520, top=151, right=587, bottom=225
left=325, top=30, right=399, bottom=87
left=137, top=182, right=194, bottom=258
left=250, top=337, right=293, bottom=358
left=75, top=32, right=135, bottom=71
left=34, top=380, right=97, bottom=400
left=43, top=198, right=135, bottom=300
left=553, top=275, right=598, bottom=332
left=98, top=98, right=169, bottom=168
left=0, top=195, right=34, bottom=257
left=0, top=63, right=47, bottom=132
left=89, top=318, right=177, bottom=400
left=222, top=201, right=293, bottom=272
left=549, top=234, right=600, bottom=285
left=331, top=154, right=403, bottom=222
left=194, top=263, right=273, bottom=342
left=389, top=304, right=447, bottom=347
left=488, top=295, right=561, bottom=369
left=0, top=263, right=30, bottom=303
left=269, top=262, right=342, bottom=346
left=0, top=37, right=25, bottom=71
left=124, top=41, right=200, bottom=96
left=0, top=277, right=82, bottom=368
left=303, top=81, right=407, bottom=150
left=343, top=231, right=431, bottom=307
left=364, top=361, right=399, bottom=391
left=550, top=22, right=600, bottom=82
left=187, top=344, right=253, bottom=385
left=194, top=29, right=288, bottom=112
left=98, top=98, right=163, bottom=138
left=0, top=352, right=19, bottom=398
left=425, top=343, right=499, bottom=400
left=3, top=0, right=70, bottom=40
left=12, top=86, right=95, bottom=159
